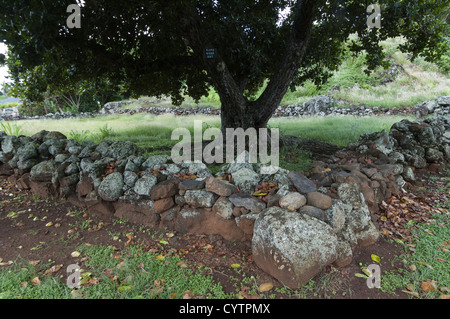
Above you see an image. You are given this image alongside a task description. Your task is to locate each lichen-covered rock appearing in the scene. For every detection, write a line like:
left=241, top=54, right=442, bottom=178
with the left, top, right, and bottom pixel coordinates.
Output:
left=133, top=175, right=158, bottom=196
left=184, top=189, right=218, bottom=208
left=231, top=167, right=260, bottom=193
left=228, top=193, right=266, bottom=213
left=252, top=207, right=339, bottom=289
left=30, top=160, right=58, bottom=182
left=98, top=172, right=124, bottom=201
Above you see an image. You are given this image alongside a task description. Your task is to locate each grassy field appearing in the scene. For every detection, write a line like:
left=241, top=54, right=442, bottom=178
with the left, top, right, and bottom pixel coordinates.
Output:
left=14, top=113, right=415, bottom=148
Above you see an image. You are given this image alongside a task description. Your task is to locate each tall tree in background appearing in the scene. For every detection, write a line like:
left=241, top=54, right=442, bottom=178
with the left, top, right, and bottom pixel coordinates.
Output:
left=0, top=0, right=448, bottom=129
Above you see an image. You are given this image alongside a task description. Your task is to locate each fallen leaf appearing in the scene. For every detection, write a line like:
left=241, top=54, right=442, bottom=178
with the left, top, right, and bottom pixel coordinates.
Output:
left=71, top=251, right=81, bottom=258
left=440, top=295, right=450, bottom=299
left=259, top=282, right=274, bottom=293
left=371, top=254, right=381, bottom=263
left=20, top=281, right=28, bottom=288
left=44, top=264, right=63, bottom=276
left=31, top=277, right=41, bottom=286
left=155, top=255, right=165, bottom=261
left=355, top=273, right=368, bottom=278
left=421, top=281, right=437, bottom=292
left=45, top=221, right=53, bottom=227
left=231, top=263, right=240, bottom=268
left=182, top=290, right=195, bottom=299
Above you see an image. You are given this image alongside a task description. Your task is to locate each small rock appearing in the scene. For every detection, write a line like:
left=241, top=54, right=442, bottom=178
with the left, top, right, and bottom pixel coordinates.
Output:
left=279, top=192, right=307, bottom=211
left=306, top=192, right=332, bottom=210
left=179, top=179, right=205, bottom=190
left=184, top=189, right=218, bottom=208
left=299, top=205, right=327, bottom=221
left=212, top=197, right=234, bottom=220
left=287, top=171, right=317, bottom=194
left=205, top=176, right=238, bottom=196
left=228, top=193, right=266, bottom=213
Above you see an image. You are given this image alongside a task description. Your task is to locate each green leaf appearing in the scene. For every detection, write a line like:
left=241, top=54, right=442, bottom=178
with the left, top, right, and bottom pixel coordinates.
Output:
left=371, top=254, right=381, bottom=263
left=355, top=273, right=368, bottom=278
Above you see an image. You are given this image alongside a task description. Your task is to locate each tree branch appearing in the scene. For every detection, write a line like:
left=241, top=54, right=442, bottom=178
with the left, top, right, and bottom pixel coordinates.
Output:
left=255, top=0, right=318, bottom=125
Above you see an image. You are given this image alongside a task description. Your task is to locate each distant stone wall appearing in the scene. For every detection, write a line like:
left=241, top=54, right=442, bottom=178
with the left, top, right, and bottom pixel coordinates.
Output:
left=0, top=116, right=448, bottom=288
left=10, top=95, right=449, bottom=121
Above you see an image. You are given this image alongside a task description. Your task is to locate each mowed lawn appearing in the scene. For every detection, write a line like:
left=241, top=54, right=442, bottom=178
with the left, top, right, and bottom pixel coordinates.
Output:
left=14, top=113, right=415, bottom=148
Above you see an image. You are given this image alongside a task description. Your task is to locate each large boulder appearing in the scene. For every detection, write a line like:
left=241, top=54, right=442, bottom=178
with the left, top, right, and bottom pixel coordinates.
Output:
left=252, top=207, right=339, bottom=289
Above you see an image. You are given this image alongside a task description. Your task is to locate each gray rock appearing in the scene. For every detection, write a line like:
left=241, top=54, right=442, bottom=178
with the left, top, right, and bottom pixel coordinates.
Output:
left=65, top=162, right=80, bottom=175
left=17, top=142, right=38, bottom=161
left=205, top=176, right=238, bottom=196
left=337, top=183, right=379, bottom=248
left=299, top=205, right=327, bottom=222
left=133, top=175, right=158, bottom=196
left=184, top=189, right=218, bottom=208
left=30, top=160, right=59, bottom=182
left=17, top=158, right=39, bottom=171
left=231, top=167, right=260, bottom=193
left=98, top=172, right=124, bottom=201
left=1, top=135, right=20, bottom=155
left=437, top=96, right=450, bottom=106
left=179, top=179, right=205, bottom=190
left=279, top=192, right=307, bottom=210
left=142, top=155, right=171, bottom=169
left=124, top=170, right=139, bottom=187
left=47, top=139, right=66, bottom=156
left=95, top=140, right=141, bottom=159
left=287, top=171, right=317, bottom=194
left=252, top=207, right=339, bottom=289
left=212, top=197, right=234, bottom=219
left=228, top=193, right=266, bottom=213
left=303, top=95, right=335, bottom=114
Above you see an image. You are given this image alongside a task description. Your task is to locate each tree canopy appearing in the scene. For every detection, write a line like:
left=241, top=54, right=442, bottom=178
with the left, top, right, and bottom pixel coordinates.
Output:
left=0, top=0, right=448, bottom=127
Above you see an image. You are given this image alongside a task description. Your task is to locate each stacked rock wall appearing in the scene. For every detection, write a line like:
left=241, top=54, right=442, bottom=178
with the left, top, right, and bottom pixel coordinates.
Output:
left=0, top=116, right=448, bottom=288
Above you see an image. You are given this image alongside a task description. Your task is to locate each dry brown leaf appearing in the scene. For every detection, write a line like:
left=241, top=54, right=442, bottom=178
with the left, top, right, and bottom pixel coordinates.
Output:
left=31, top=277, right=41, bottom=286
left=421, top=281, right=437, bottom=292
left=44, top=264, right=63, bottom=276
left=29, top=260, right=40, bottom=266
left=259, top=282, right=274, bottom=293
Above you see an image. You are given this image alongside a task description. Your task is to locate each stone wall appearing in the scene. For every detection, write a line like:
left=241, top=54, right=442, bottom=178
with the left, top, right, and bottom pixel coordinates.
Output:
left=11, top=95, right=449, bottom=121
left=0, top=116, right=448, bottom=288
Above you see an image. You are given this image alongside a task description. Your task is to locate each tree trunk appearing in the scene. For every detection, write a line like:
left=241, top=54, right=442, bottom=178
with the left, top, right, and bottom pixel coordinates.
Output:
left=181, top=0, right=317, bottom=131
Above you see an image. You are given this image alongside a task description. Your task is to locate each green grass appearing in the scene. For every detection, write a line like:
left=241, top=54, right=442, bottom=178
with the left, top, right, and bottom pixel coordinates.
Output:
left=268, top=115, right=414, bottom=147
left=0, top=243, right=230, bottom=299
left=13, top=113, right=416, bottom=173
left=381, top=212, right=450, bottom=299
